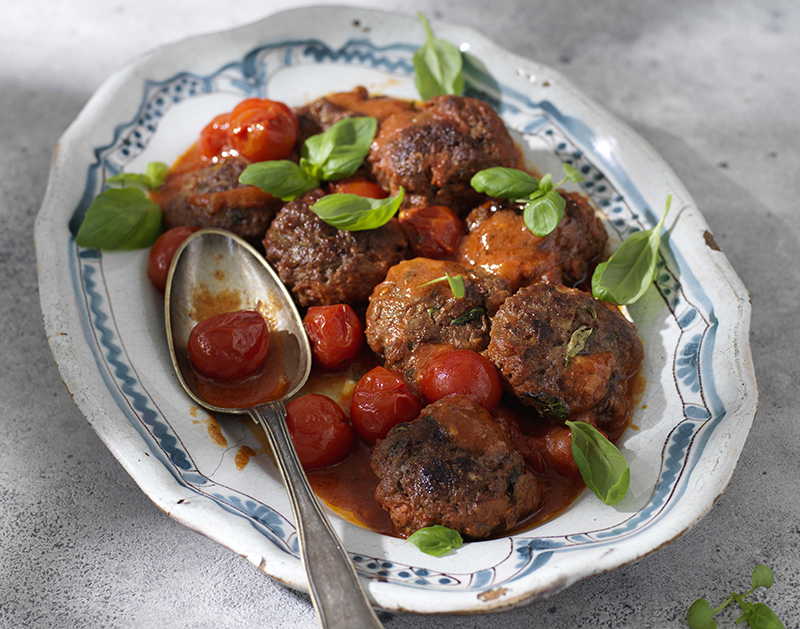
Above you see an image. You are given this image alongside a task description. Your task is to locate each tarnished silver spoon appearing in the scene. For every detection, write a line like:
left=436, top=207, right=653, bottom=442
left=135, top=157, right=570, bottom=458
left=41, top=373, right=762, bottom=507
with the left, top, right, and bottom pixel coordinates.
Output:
left=164, top=228, right=383, bottom=629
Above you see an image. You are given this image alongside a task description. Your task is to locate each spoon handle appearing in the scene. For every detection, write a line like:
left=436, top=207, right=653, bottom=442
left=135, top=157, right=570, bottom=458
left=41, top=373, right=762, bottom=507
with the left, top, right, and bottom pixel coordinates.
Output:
left=249, top=401, right=384, bottom=629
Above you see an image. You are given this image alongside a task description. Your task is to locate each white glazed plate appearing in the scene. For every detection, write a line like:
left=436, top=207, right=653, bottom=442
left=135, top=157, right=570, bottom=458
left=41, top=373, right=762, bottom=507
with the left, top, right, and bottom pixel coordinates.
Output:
left=36, top=6, right=757, bottom=614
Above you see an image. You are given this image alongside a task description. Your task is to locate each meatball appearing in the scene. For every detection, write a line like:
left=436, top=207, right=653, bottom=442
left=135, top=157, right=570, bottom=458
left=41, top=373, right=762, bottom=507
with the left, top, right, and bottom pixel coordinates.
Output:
left=263, top=189, right=408, bottom=307
left=161, top=156, right=283, bottom=239
left=371, top=395, right=542, bottom=539
left=368, top=95, right=520, bottom=212
left=486, top=283, right=644, bottom=433
left=457, top=191, right=608, bottom=291
left=365, top=258, right=510, bottom=383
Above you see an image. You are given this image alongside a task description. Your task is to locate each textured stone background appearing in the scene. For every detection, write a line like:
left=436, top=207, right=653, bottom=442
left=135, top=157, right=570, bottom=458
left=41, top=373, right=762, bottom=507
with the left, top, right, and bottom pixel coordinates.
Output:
left=2, top=0, right=798, bottom=627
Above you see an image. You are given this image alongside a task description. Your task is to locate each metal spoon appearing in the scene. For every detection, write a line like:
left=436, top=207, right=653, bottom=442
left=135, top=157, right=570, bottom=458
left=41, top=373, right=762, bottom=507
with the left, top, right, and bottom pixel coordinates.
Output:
left=164, top=228, right=383, bottom=629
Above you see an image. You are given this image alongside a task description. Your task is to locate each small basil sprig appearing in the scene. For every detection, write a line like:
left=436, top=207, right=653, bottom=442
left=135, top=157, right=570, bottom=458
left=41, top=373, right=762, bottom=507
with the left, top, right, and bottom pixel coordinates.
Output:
left=309, top=188, right=404, bottom=231
left=565, top=420, right=630, bottom=505
left=413, top=12, right=465, bottom=100
left=75, top=161, right=167, bottom=250
left=470, top=163, right=584, bottom=236
left=420, top=272, right=466, bottom=298
left=687, top=564, right=785, bottom=629
left=239, top=116, right=378, bottom=201
left=591, top=195, right=672, bottom=306
left=407, top=525, right=463, bottom=557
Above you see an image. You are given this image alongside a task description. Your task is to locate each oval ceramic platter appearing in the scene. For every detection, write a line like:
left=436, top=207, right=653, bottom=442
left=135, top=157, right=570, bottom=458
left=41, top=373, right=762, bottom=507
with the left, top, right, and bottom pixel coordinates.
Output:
left=35, top=5, right=757, bottom=615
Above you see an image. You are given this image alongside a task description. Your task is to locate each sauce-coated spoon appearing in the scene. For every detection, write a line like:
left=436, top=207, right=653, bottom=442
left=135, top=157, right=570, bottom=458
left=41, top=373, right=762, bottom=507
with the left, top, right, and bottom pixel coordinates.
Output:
left=164, top=228, right=383, bottom=629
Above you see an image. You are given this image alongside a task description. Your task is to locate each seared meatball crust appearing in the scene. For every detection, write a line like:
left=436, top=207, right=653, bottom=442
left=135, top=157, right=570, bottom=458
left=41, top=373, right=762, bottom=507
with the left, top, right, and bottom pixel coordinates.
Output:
left=263, top=189, right=409, bottom=307
left=365, top=257, right=510, bottom=382
left=487, top=283, right=644, bottom=432
left=161, top=156, right=283, bottom=239
left=368, top=95, right=520, bottom=211
left=457, top=191, right=608, bottom=291
left=371, top=395, right=542, bottom=539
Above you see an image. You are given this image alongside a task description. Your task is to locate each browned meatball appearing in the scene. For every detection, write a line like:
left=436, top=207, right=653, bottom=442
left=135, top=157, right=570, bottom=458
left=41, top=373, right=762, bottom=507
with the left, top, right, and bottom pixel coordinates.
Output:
left=456, top=191, right=608, bottom=291
left=486, top=283, right=643, bottom=433
left=365, top=258, right=510, bottom=383
left=371, top=395, right=542, bottom=539
left=161, top=156, right=283, bottom=239
left=368, top=95, right=520, bottom=212
left=263, top=189, right=408, bottom=307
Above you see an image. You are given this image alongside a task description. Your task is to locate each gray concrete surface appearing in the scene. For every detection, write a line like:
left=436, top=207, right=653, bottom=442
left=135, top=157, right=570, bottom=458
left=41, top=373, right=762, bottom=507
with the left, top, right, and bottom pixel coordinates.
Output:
left=2, top=0, right=798, bottom=627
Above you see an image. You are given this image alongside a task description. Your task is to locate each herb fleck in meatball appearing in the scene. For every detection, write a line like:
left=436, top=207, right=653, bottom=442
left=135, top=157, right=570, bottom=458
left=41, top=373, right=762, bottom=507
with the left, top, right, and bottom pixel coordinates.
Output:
left=371, top=395, right=542, bottom=539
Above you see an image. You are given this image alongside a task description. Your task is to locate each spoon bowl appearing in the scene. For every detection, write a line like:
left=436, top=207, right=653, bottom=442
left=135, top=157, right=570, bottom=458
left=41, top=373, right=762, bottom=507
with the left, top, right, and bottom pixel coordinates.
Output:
left=165, top=228, right=383, bottom=629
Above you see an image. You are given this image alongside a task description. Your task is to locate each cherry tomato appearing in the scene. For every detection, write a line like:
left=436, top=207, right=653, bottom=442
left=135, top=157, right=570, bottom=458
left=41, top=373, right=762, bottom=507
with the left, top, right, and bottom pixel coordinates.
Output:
left=398, top=205, right=462, bottom=258
left=197, top=113, right=233, bottom=162
left=542, top=425, right=580, bottom=478
left=147, top=226, right=200, bottom=293
left=329, top=177, right=388, bottom=199
left=303, top=304, right=364, bottom=370
left=419, top=349, right=503, bottom=411
left=350, top=367, right=423, bottom=445
left=285, top=394, right=354, bottom=468
left=229, top=98, right=298, bottom=162
left=188, top=310, right=270, bottom=382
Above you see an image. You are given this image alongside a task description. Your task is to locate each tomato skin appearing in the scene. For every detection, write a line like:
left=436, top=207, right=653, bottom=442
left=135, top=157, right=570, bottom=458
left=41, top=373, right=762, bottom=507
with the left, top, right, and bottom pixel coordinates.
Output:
left=419, top=349, right=503, bottom=411
left=303, top=304, right=364, bottom=370
left=285, top=394, right=355, bottom=468
left=350, top=367, right=423, bottom=445
left=188, top=310, right=270, bottom=382
left=329, top=177, right=388, bottom=199
left=229, top=98, right=298, bottom=162
left=147, top=226, right=200, bottom=293
left=398, top=205, right=462, bottom=258
left=197, top=113, right=233, bottom=162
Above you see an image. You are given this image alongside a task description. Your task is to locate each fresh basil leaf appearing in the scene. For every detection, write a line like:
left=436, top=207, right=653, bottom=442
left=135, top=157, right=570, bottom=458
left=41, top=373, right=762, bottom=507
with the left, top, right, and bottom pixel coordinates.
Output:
left=538, top=173, right=553, bottom=193
left=742, top=603, right=785, bottom=629
left=302, top=117, right=377, bottom=181
left=413, top=12, right=465, bottom=100
left=687, top=598, right=719, bottom=629
left=309, top=188, right=403, bottom=231
left=470, top=167, right=540, bottom=199
left=561, top=162, right=584, bottom=184
left=420, top=272, right=466, bottom=298
left=75, top=188, right=162, bottom=250
left=592, top=195, right=672, bottom=306
left=523, top=189, right=566, bottom=237
left=407, top=525, right=463, bottom=557
left=751, top=565, right=775, bottom=590
left=565, top=325, right=593, bottom=367
left=106, top=161, right=168, bottom=190
left=239, top=160, right=319, bottom=201
left=566, top=420, right=630, bottom=505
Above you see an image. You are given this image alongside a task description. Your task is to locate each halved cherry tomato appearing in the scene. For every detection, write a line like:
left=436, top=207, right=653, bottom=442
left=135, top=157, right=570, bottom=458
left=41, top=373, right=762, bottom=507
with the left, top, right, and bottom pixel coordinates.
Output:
left=229, top=98, right=298, bottom=162
left=419, top=349, right=503, bottom=411
left=147, top=226, right=200, bottom=293
left=188, top=310, right=270, bottom=382
left=197, top=113, right=233, bottom=162
left=350, top=367, right=423, bottom=445
left=285, top=394, right=354, bottom=468
left=329, top=177, right=388, bottom=199
left=398, top=205, right=462, bottom=258
left=303, top=304, right=364, bottom=370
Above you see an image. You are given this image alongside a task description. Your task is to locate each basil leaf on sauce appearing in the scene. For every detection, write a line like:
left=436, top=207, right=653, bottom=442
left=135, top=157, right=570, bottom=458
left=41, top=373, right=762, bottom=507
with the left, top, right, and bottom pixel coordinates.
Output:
left=413, top=12, right=465, bottom=101
left=470, top=167, right=540, bottom=199
left=420, top=272, right=466, bottom=299
left=309, top=188, right=403, bottom=231
left=592, top=195, right=672, bottom=306
left=523, top=189, right=566, bottom=237
left=565, top=420, right=630, bottom=505
left=301, top=116, right=378, bottom=181
left=239, top=160, right=320, bottom=201
left=75, top=188, right=162, bottom=250
left=407, top=525, right=463, bottom=557
left=106, top=161, right=168, bottom=191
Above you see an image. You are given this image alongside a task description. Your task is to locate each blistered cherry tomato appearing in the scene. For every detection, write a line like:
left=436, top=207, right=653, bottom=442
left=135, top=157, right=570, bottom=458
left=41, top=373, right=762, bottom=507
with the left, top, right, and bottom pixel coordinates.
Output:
left=350, top=367, right=423, bottom=445
left=398, top=205, right=462, bottom=258
left=419, top=349, right=503, bottom=411
left=303, top=304, right=364, bottom=370
left=147, top=226, right=200, bottom=293
left=229, top=98, right=298, bottom=162
left=285, top=394, right=354, bottom=468
left=188, top=310, right=270, bottom=382
left=329, top=177, right=388, bottom=199
left=197, top=113, right=233, bottom=162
